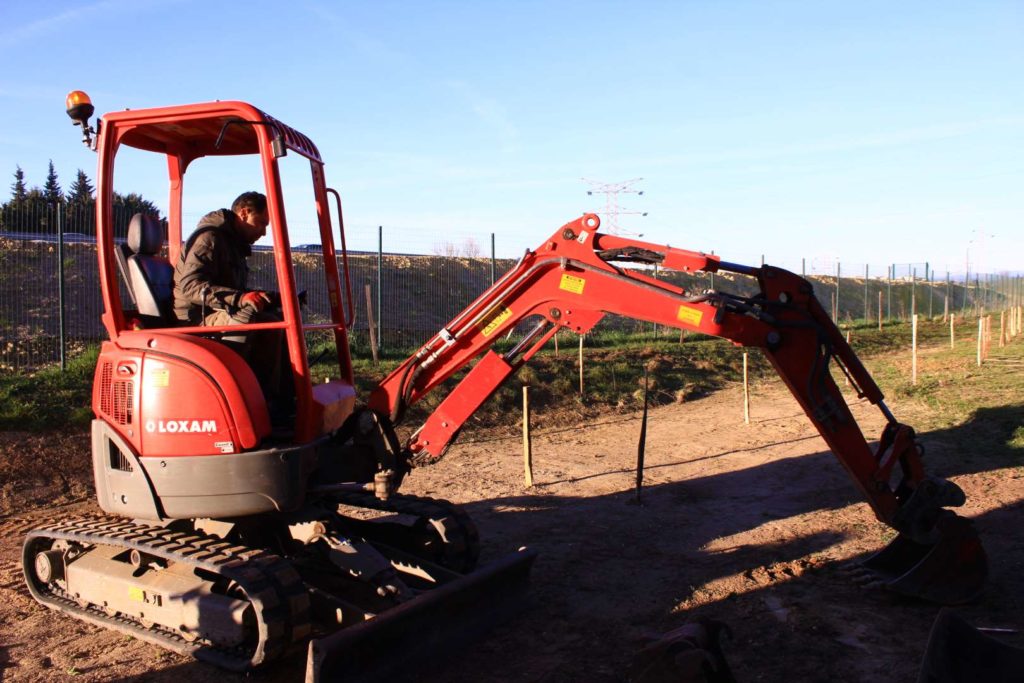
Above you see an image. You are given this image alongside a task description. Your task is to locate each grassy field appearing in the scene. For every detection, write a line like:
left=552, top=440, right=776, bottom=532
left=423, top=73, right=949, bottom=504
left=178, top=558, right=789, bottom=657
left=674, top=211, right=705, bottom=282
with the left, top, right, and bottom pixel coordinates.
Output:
left=1, top=315, right=1013, bottom=437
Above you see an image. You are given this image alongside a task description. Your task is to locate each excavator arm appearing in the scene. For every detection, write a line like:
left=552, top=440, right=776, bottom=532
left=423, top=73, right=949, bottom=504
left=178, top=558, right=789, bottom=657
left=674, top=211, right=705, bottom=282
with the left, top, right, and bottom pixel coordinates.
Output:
left=369, top=213, right=986, bottom=603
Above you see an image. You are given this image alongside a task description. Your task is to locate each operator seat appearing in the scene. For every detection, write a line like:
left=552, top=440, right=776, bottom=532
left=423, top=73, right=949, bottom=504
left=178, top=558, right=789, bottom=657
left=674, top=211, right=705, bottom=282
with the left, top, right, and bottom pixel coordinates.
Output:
left=122, top=213, right=175, bottom=327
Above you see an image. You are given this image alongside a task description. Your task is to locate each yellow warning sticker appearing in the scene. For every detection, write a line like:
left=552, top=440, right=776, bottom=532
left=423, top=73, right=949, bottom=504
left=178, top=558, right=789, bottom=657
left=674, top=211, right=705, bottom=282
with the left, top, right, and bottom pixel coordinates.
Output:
left=149, top=369, right=170, bottom=388
left=559, top=274, right=586, bottom=295
left=481, top=307, right=513, bottom=337
left=129, top=586, right=144, bottom=602
left=677, top=305, right=703, bottom=327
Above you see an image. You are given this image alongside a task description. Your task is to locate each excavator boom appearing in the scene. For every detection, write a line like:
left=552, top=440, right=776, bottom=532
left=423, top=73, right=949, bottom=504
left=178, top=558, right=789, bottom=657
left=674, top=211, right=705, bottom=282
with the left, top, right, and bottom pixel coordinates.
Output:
left=371, top=213, right=986, bottom=604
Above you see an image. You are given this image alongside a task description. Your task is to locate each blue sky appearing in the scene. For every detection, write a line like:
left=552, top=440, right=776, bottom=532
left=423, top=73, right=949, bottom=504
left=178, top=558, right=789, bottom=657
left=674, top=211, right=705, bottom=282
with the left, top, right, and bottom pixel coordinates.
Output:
left=0, top=1, right=1020, bottom=276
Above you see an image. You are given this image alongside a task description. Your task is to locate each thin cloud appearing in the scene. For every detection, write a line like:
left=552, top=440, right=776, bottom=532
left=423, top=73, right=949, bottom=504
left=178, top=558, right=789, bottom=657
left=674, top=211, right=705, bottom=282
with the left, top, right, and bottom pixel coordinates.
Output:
left=0, top=0, right=185, bottom=48
left=302, top=2, right=410, bottom=65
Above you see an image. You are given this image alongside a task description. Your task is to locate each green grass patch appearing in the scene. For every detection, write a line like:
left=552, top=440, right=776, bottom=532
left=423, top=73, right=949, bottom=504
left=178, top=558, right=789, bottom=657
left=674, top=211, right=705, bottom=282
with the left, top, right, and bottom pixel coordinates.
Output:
left=0, top=346, right=98, bottom=431
left=3, top=317, right=1020, bottom=443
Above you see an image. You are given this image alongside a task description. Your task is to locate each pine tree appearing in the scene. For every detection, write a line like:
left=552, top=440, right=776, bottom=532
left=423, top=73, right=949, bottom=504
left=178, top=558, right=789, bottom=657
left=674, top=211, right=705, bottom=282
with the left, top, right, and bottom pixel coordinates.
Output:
left=43, top=160, right=62, bottom=205
left=64, top=169, right=97, bottom=234
left=10, top=165, right=27, bottom=205
left=68, top=169, right=95, bottom=205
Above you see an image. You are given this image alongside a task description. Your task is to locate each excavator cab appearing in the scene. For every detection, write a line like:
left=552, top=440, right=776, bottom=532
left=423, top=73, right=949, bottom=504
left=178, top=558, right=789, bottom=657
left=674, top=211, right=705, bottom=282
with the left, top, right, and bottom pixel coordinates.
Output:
left=59, top=93, right=368, bottom=520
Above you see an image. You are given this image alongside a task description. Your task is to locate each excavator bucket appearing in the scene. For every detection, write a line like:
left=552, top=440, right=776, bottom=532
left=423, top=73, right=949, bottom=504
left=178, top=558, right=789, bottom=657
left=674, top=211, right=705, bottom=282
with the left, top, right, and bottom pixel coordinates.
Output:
left=917, top=609, right=1024, bottom=683
left=306, top=547, right=536, bottom=682
left=861, top=513, right=987, bottom=604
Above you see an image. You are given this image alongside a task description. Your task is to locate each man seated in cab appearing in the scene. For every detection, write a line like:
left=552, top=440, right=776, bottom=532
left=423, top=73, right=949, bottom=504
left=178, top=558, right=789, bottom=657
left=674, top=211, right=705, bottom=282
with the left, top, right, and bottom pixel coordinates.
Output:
left=172, top=191, right=291, bottom=419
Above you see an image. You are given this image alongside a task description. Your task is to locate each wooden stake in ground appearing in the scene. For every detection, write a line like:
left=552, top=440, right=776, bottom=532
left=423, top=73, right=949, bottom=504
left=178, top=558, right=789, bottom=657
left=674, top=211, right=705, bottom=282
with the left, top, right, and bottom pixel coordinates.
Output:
left=364, top=284, right=379, bottom=365
left=986, top=315, right=992, bottom=357
left=742, top=351, right=750, bottom=425
left=943, top=295, right=949, bottom=323
left=950, top=314, right=955, bottom=349
left=977, top=317, right=984, bottom=367
left=912, top=314, right=919, bottom=385
left=634, top=368, right=649, bottom=504
left=522, top=385, right=533, bottom=488
left=878, top=292, right=883, bottom=331
left=578, top=335, right=584, bottom=395
left=844, top=330, right=852, bottom=386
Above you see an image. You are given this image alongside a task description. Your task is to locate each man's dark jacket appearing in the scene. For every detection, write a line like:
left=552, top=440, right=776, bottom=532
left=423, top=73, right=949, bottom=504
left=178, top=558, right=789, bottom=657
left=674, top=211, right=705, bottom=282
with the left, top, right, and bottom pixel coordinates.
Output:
left=173, top=209, right=252, bottom=323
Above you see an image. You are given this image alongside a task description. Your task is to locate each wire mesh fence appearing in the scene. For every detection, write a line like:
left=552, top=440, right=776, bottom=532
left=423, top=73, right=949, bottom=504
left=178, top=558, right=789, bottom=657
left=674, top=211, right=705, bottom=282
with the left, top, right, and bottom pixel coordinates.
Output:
left=2, top=202, right=1021, bottom=372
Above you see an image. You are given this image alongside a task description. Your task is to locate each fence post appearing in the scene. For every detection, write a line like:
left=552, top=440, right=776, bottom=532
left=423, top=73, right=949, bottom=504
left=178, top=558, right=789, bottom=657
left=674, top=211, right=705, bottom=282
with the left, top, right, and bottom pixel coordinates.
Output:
left=946, top=271, right=951, bottom=320
left=845, top=330, right=852, bottom=386
left=864, top=264, right=869, bottom=323
left=887, top=265, right=893, bottom=322
left=365, top=284, right=379, bottom=365
left=578, top=335, right=584, bottom=395
left=57, top=202, right=67, bottom=371
left=913, top=268, right=921, bottom=319
left=490, top=232, right=496, bottom=286
left=985, top=314, right=991, bottom=356
left=743, top=351, right=750, bottom=425
left=912, top=314, right=918, bottom=385
left=835, top=261, right=841, bottom=320
left=377, top=225, right=383, bottom=352
left=975, top=275, right=981, bottom=317
left=928, top=268, right=933, bottom=319
left=950, top=314, right=955, bottom=349
left=652, top=263, right=659, bottom=336
left=522, top=385, right=533, bottom=487
left=977, top=317, right=983, bottom=367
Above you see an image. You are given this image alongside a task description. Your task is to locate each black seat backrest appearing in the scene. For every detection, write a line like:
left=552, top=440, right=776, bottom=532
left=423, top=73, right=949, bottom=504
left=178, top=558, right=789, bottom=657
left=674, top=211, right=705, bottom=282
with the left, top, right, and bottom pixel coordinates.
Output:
left=124, top=213, right=174, bottom=326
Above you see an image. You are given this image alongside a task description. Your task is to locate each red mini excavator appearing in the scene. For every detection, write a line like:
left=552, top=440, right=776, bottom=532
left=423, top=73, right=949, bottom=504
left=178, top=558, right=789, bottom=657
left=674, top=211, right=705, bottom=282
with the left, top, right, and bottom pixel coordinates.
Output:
left=23, top=94, right=986, bottom=681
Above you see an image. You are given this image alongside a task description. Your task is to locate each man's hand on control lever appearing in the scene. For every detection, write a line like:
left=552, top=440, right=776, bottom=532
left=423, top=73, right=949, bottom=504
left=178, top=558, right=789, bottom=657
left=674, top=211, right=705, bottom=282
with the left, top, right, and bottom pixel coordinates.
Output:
left=240, top=290, right=273, bottom=311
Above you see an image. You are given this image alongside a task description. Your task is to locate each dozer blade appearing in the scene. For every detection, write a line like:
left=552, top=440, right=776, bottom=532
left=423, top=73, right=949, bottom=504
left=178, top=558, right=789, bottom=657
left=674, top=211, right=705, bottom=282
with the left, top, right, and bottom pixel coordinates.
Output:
left=861, top=512, right=987, bottom=604
left=306, top=547, right=536, bottom=682
left=917, top=609, right=1024, bottom=683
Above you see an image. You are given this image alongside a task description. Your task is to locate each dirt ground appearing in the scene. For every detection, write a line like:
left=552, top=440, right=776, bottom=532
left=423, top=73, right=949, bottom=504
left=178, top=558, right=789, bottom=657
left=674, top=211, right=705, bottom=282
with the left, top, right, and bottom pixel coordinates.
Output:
left=1, top=373, right=1022, bottom=682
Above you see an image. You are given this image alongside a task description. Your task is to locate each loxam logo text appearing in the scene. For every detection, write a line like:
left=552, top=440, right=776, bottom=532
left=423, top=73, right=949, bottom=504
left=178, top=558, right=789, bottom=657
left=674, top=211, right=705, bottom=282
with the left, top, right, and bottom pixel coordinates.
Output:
left=145, top=419, right=217, bottom=434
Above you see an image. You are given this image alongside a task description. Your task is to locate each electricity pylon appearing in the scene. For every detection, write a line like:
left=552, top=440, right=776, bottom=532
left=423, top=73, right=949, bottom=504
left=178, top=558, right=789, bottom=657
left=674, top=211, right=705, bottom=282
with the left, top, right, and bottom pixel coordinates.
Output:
left=582, top=177, right=647, bottom=236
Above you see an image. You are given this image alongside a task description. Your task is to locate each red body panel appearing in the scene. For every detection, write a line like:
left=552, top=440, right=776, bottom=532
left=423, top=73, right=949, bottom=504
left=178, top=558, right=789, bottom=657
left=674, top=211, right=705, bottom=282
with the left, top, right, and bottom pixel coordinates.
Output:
left=93, top=333, right=271, bottom=457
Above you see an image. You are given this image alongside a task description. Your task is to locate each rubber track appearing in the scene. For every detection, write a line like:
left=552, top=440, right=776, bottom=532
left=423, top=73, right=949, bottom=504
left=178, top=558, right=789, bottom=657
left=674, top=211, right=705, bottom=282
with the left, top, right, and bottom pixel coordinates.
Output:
left=330, top=492, right=481, bottom=573
left=22, top=515, right=310, bottom=671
